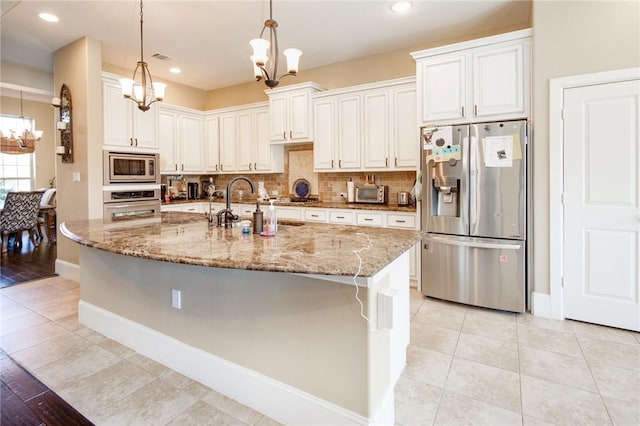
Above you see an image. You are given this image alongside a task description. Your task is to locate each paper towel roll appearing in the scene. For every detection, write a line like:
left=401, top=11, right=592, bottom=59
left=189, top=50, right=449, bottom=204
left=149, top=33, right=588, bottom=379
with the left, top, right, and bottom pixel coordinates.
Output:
left=347, top=180, right=355, bottom=202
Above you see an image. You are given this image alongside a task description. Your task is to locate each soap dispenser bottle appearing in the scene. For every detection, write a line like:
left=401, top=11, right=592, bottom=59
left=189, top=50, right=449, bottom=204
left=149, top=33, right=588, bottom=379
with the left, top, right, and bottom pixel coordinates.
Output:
left=253, top=201, right=263, bottom=234
left=266, top=200, right=278, bottom=235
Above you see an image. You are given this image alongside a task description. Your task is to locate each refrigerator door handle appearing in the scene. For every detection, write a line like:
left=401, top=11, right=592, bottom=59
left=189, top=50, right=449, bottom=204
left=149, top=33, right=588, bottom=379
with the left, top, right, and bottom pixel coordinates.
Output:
left=426, top=236, right=521, bottom=250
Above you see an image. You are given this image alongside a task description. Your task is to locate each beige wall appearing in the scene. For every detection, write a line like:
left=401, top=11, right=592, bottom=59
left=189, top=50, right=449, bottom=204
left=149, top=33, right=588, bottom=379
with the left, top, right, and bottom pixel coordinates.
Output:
left=532, top=0, right=640, bottom=294
left=53, top=37, right=104, bottom=265
left=0, top=61, right=54, bottom=93
left=205, top=23, right=529, bottom=110
left=0, top=96, right=56, bottom=188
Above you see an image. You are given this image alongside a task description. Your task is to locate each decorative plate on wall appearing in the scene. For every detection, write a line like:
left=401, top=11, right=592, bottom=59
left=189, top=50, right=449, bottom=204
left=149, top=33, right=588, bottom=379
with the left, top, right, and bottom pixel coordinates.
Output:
left=293, top=178, right=310, bottom=198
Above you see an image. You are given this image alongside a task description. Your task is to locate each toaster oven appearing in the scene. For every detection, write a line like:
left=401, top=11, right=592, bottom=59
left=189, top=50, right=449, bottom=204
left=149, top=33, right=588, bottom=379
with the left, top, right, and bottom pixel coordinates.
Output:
left=355, top=185, right=388, bottom=204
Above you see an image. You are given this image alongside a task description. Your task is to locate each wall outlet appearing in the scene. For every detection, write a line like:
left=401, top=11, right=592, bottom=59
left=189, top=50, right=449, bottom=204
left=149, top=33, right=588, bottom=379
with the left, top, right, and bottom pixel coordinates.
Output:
left=72, top=172, right=80, bottom=183
left=339, top=193, right=347, bottom=198
left=171, top=289, right=182, bottom=309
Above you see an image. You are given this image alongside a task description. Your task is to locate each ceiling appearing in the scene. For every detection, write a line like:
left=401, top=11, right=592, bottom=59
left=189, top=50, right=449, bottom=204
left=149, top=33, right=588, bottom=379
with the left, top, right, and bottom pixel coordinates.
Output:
left=1, top=1, right=531, bottom=92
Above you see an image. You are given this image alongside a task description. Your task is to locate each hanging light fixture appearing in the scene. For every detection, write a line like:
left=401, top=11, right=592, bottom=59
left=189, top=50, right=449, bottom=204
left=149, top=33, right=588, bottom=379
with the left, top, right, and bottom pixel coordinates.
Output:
left=0, top=92, right=43, bottom=154
left=250, top=0, right=302, bottom=88
left=119, top=0, right=166, bottom=112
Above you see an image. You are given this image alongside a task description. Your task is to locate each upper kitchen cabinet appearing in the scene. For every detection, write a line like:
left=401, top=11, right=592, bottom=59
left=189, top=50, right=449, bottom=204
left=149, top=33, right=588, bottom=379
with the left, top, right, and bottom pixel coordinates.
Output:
left=313, top=77, right=417, bottom=172
left=266, top=82, right=325, bottom=144
left=412, top=29, right=531, bottom=125
left=204, top=114, right=220, bottom=173
left=211, top=103, right=283, bottom=174
left=103, top=74, right=158, bottom=151
left=158, top=104, right=204, bottom=174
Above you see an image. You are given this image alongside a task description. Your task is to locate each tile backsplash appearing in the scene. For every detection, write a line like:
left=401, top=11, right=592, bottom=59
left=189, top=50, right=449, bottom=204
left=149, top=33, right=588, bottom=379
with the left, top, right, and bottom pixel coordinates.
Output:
left=164, top=143, right=417, bottom=204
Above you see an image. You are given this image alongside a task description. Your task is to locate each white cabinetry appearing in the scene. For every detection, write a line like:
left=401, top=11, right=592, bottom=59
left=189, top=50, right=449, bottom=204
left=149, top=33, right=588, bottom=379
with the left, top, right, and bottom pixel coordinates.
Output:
left=103, top=75, right=158, bottom=151
left=313, top=77, right=417, bottom=172
left=205, top=115, right=220, bottom=173
left=158, top=105, right=204, bottom=173
left=209, top=104, right=283, bottom=174
left=412, top=29, right=531, bottom=125
left=267, top=82, right=324, bottom=143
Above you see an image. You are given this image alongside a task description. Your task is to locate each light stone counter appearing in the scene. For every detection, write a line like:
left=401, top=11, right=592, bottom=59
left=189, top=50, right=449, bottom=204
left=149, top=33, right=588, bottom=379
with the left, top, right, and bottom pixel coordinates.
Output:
left=60, top=211, right=420, bottom=279
left=61, top=212, right=419, bottom=425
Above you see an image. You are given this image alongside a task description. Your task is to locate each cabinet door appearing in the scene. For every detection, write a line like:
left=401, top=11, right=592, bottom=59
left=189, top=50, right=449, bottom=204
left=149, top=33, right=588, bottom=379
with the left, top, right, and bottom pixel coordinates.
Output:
left=270, top=94, right=287, bottom=142
left=236, top=110, right=253, bottom=172
left=219, top=113, right=237, bottom=172
left=393, top=86, right=418, bottom=169
left=363, top=90, right=389, bottom=169
left=289, top=91, right=311, bottom=140
left=420, top=54, right=467, bottom=122
left=180, top=113, right=204, bottom=173
left=473, top=43, right=525, bottom=118
left=337, top=95, right=361, bottom=170
left=254, top=108, right=272, bottom=172
left=158, top=109, right=178, bottom=173
left=205, top=116, right=220, bottom=173
left=133, top=104, right=158, bottom=149
left=313, top=98, right=335, bottom=171
left=103, top=80, right=134, bottom=148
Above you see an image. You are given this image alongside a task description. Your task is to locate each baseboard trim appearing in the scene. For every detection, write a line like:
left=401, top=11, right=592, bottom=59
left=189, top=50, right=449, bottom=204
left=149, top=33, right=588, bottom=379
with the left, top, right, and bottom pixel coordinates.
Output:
left=531, top=291, right=556, bottom=319
left=55, top=259, right=79, bottom=282
left=78, top=300, right=377, bottom=426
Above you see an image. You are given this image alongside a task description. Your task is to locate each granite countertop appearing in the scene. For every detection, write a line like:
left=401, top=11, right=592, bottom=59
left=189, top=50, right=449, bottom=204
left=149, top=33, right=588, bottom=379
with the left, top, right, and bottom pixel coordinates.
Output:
left=60, top=212, right=421, bottom=278
left=164, top=197, right=417, bottom=213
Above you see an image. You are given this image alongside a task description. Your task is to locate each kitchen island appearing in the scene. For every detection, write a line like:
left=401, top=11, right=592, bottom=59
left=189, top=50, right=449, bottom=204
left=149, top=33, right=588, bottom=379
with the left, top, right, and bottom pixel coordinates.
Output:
left=61, top=212, right=421, bottom=425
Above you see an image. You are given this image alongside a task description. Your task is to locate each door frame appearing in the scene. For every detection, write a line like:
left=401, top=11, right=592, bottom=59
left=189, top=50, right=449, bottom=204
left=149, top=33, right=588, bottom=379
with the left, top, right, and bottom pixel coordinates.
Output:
left=547, top=67, right=640, bottom=319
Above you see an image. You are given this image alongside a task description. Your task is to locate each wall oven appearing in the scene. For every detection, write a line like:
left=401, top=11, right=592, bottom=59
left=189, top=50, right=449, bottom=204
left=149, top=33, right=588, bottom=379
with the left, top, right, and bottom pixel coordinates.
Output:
left=103, top=186, right=161, bottom=223
left=104, top=151, right=159, bottom=184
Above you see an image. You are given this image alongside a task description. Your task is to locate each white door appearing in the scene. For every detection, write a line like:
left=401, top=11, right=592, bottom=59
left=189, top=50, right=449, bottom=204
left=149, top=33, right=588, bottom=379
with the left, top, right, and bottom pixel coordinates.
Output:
left=563, top=79, right=640, bottom=331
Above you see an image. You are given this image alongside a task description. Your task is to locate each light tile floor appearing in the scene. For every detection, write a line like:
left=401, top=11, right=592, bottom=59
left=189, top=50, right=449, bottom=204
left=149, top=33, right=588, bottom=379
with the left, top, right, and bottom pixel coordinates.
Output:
left=1, top=277, right=639, bottom=425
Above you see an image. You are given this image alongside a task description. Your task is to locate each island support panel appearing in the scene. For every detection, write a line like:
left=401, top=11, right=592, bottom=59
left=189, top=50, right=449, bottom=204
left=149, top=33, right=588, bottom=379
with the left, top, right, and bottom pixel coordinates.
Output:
left=77, top=246, right=410, bottom=425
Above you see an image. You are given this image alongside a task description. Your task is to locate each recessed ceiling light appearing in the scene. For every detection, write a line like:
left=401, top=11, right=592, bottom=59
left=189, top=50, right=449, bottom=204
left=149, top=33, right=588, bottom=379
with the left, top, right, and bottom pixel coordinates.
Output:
left=169, top=67, right=181, bottom=74
left=38, top=12, right=59, bottom=22
left=389, top=1, right=412, bottom=14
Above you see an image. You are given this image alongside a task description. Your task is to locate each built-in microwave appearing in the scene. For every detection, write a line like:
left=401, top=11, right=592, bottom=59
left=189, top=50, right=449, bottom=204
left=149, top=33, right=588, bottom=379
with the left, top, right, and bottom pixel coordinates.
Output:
left=104, top=151, right=159, bottom=184
left=355, top=185, right=388, bottom=204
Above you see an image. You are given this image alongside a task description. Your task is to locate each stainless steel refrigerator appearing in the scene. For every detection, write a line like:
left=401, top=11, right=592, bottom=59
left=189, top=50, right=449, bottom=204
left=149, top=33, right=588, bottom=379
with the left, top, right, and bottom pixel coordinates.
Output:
left=420, top=120, right=528, bottom=312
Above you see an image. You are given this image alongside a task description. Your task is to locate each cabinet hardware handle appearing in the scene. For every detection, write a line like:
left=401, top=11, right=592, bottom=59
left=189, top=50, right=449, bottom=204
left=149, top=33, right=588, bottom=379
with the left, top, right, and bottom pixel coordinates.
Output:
left=215, top=165, right=218, bottom=171
left=339, top=160, right=342, bottom=168
left=461, top=106, right=465, bottom=116
left=174, top=164, right=178, bottom=171
left=249, top=163, right=252, bottom=171
left=220, top=165, right=224, bottom=171
left=135, top=138, right=138, bottom=146
left=331, top=160, right=334, bottom=168
left=311, top=214, right=319, bottom=218
left=289, top=130, right=292, bottom=139
left=254, top=162, right=257, bottom=170
left=396, top=220, right=406, bottom=223
left=130, top=137, right=134, bottom=146
left=395, top=157, right=398, bottom=166
left=283, top=131, right=286, bottom=139
left=385, top=158, right=388, bottom=167
left=364, top=218, right=373, bottom=221
left=336, top=216, right=345, bottom=219
left=474, top=105, right=478, bottom=116
left=181, top=164, right=184, bottom=171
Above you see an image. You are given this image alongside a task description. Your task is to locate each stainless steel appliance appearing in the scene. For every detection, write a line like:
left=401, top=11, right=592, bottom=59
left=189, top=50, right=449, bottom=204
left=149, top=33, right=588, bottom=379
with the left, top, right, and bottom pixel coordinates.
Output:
left=421, top=120, right=528, bottom=312
left=355, top=185, right=388, bottom=204
left=103, top=185, right=161, bottom=223
left=397, top=191, right=410, bottom=205
left=104, top=151, right=159, bottom=184
left=187, top=182, right=199, bottom=200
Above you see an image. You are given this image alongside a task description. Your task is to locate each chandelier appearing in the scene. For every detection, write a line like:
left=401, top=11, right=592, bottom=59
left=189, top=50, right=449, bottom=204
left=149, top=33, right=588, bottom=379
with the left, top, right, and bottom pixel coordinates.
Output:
left=0, top=92, right=43, bottom=154
left=250, top=0, right=302, bottom=88
left=119, top=0, right=166, bottom=111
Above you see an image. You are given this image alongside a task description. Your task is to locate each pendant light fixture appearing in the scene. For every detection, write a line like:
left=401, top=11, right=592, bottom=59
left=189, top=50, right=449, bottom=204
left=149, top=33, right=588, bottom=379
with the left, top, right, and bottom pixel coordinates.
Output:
left=250, top=0, right=302, bottom=88
left=0, top=92, right=43, bottom=154
left=119, top=0, right=166, bottom=112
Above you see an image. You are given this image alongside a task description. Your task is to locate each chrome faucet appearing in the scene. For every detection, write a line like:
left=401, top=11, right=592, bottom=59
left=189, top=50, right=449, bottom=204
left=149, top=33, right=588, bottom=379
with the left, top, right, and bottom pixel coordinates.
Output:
left=216, top=176, right=255, bottom=228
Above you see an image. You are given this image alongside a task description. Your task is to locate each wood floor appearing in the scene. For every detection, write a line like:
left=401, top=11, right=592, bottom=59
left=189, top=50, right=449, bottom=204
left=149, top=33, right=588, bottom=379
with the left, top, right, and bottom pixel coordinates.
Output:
left=0, top=349, right=93, bottom=425
left=0, top=233, right=56, bottom=288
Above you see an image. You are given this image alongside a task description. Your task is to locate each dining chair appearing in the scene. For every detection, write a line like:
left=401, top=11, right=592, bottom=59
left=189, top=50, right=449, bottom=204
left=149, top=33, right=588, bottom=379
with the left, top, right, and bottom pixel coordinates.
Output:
left=0, top=190, right=44, bottom=254
left=36, top=188, right=57, bottom=241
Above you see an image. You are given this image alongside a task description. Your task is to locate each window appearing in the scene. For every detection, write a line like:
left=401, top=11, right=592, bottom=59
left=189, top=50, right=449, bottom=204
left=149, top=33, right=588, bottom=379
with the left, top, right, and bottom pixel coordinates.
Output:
left=0, top=115, right=36, bottom=206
